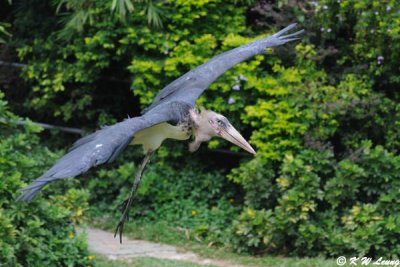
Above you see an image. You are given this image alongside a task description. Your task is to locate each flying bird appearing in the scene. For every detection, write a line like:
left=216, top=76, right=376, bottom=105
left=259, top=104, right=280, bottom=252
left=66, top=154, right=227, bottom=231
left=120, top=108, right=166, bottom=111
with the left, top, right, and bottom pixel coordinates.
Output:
left=17, top=23, right=303, bottom=242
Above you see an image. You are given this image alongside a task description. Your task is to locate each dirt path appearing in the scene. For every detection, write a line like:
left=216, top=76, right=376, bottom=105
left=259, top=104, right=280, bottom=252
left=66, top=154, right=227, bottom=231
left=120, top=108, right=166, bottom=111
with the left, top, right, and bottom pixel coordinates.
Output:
left=80, top=227, right=245, bottom=267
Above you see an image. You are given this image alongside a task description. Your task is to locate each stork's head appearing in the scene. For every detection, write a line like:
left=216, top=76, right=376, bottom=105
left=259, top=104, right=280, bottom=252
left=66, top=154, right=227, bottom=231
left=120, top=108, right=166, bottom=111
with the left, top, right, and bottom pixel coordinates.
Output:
left=189, top=108, right=256, bottom=155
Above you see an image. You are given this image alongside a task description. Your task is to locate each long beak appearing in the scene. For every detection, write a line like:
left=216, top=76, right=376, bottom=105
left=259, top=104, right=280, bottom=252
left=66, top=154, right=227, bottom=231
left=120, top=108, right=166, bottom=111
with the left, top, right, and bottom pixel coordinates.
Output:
left=220, top=125, right=256, bottom=155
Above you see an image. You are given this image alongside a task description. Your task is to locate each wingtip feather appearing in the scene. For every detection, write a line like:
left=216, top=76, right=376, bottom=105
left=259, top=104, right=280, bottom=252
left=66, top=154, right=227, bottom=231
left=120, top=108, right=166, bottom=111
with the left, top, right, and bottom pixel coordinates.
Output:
left=274, top=23, right=298, bottom=37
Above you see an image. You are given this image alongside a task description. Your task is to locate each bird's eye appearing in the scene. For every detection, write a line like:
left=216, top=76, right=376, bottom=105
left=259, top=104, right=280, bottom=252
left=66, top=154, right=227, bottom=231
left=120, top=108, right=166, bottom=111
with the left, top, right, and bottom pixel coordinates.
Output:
left=217, top=120, right=223, bottom=126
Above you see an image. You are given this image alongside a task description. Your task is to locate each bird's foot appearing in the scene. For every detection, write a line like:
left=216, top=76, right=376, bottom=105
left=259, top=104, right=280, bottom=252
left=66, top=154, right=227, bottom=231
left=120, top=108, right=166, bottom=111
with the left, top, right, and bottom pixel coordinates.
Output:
left=114, top=197, right=133, bottom=243
left=114, top=151, right=154, bottom=243
left=114, top=218, right=126, bottom=244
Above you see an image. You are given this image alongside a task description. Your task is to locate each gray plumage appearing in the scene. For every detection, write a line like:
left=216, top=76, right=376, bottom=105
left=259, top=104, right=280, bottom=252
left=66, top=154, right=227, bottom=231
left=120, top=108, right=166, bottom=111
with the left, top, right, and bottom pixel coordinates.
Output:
left=143, top=23, right=303, bottom=113
left=17, top=23, right=303, bottom=202
left=17, top=102, right=189, bottom=201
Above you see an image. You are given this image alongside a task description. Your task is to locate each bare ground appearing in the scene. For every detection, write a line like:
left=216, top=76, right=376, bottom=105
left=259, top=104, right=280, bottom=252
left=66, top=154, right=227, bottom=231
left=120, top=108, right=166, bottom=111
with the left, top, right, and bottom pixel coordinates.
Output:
left=79, top=227, right=245, bottom=267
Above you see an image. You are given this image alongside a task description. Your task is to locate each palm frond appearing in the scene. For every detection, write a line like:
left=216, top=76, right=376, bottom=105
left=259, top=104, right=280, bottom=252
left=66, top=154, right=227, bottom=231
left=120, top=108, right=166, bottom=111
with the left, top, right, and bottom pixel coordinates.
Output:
left=51, top=0, right=95, bottom=39
left=111, top=0, right=134, bottom=20
left=144, top=0, right=163, bottom=28
left=53, top=0, right=164, bottom=39
left=0, top=23, right=11, bottom=44
left=57, top=10, right=92, bottom=39
left=111, top=0, right=163, bottom=27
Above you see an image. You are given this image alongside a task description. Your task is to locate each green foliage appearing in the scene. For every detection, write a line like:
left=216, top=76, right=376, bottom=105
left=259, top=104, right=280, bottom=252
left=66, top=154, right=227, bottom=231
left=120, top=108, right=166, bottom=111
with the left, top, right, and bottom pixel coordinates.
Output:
left=313, top=0, right=400, bottom=91
left=85, top=152, right=240, bottom=246
left=228, top=44, right=400, bottom=256
left=14, top=0, right=248, bottom=125
left=0, top=91, right=91, bottom=266
left=0, top=22, right=11, bottom=44
left=0, top=1, right=12, bottom=45
left=96, top=255, right=213, bottom=267
left=53, top=0, right=162, bottom=39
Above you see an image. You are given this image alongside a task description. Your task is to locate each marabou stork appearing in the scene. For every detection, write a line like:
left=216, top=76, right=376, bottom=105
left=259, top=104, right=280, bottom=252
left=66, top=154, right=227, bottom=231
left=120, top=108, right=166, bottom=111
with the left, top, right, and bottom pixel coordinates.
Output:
left=17, top=24, right=303, bottom=242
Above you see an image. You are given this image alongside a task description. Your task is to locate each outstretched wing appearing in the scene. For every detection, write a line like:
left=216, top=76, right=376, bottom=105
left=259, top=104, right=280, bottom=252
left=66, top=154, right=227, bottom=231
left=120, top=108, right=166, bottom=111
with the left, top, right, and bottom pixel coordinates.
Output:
left=142, top=23, right=304, bottom=114
left=17, top=101, right=190, bottom=202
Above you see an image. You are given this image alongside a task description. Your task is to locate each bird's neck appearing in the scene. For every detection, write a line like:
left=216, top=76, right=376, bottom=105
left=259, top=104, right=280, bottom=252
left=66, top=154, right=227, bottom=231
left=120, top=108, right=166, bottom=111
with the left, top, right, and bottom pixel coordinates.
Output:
left=188, top=108, right=214, bottom=152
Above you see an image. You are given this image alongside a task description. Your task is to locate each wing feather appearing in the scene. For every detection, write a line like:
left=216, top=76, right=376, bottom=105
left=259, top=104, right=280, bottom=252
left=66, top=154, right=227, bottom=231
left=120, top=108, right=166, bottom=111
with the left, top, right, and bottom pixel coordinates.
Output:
left=17, top=103, right=186, bottom=201
left=143, top=24, right=303, bottom=113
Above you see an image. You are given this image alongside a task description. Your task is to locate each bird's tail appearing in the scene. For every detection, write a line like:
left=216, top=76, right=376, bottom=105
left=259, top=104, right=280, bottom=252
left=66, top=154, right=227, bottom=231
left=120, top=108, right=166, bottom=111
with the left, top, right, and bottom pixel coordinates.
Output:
left=17, top=178, right=49, bottom=202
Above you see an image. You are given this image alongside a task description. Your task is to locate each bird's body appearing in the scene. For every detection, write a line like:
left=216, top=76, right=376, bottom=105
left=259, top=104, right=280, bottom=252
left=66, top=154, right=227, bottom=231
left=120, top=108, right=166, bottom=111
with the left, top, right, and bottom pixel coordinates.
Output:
left=131, top=120, right=192, bottom=152
left=17, top=24, right=304, bottom=242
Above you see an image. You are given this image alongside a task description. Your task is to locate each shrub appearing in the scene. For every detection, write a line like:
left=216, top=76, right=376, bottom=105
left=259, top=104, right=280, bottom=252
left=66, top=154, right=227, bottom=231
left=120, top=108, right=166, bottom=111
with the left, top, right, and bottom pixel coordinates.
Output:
left=312, top=0, right=400, bottom=90
left=229, top=44, right=400, bottom=257
left=0, top=91, right=91, bottom=266
left=12, top=0, right=248, bottom=127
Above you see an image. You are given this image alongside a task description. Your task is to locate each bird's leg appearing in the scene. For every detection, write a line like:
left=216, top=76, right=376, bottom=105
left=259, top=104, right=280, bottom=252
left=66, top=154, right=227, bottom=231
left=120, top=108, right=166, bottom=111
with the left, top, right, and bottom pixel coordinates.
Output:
left=114, top=150, right=154, bottom=243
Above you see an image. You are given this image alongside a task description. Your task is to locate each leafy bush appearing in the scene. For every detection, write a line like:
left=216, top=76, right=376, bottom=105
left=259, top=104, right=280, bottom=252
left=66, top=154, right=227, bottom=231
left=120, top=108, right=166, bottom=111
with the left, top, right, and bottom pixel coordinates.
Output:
left=228, top=43, right=400, bottom=257
left=12, top=0, right=248, bottom=126
left=312, top=0, right=400, bottom=90
left=0, top=91, right=92, bottom=266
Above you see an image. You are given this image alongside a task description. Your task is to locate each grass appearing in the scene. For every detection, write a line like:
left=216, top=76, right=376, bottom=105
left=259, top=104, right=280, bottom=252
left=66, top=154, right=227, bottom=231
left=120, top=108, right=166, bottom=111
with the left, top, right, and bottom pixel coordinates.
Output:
left=89, top=215, right=338, bottom=267
left=95, top=254, right=216, bottom=267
